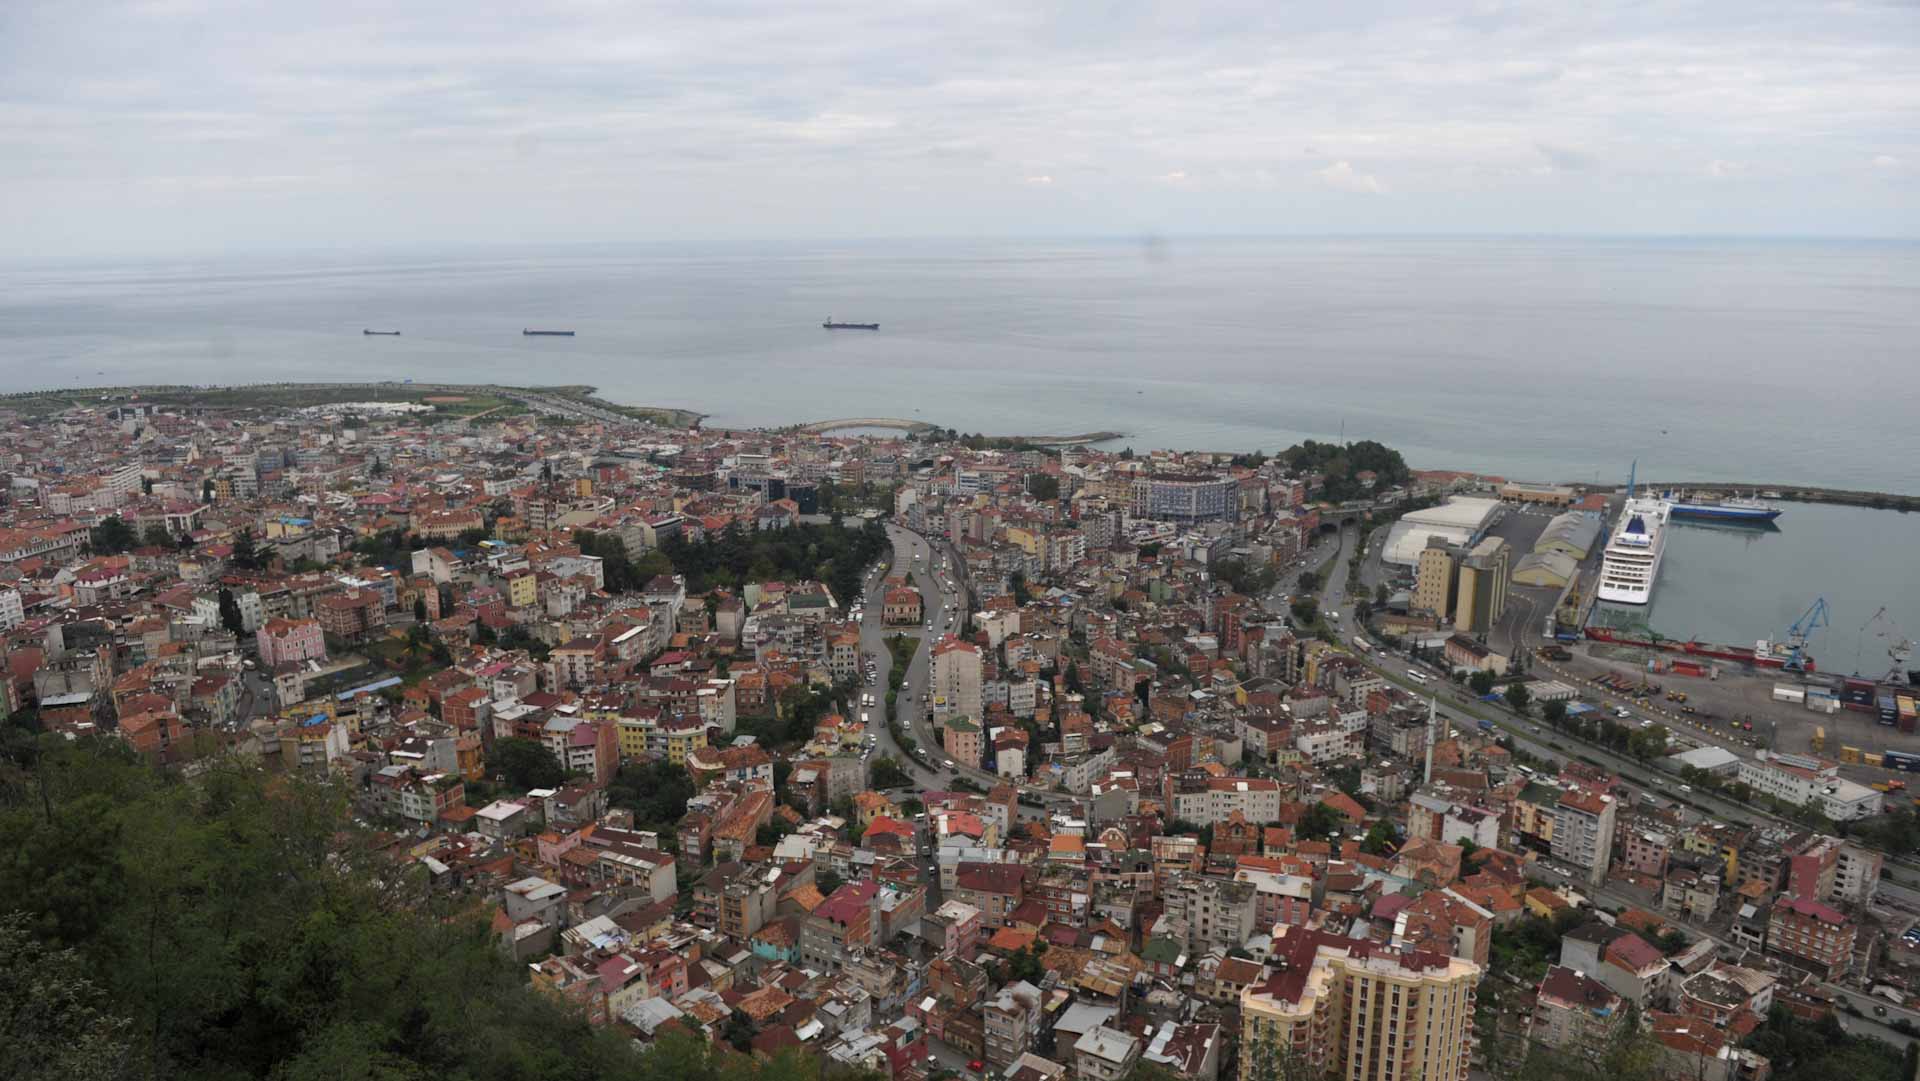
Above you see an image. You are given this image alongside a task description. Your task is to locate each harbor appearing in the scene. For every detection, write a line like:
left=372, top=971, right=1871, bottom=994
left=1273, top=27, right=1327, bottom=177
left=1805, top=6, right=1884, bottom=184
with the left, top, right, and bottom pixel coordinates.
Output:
left=1585, top=499, right=1920, bottom=677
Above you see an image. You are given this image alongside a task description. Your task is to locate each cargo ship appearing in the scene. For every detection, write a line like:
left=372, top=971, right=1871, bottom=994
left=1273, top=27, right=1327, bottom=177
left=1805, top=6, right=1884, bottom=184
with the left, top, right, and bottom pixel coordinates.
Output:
left=523, top=329, right=575, bottom=336
left=1583, top=625, right=1815, bottom=670
left=1663, top=490, right=1782, bottom=524
left=822, top=319, right=879, bottom=330
left=362, top=329, right=401, bottom=336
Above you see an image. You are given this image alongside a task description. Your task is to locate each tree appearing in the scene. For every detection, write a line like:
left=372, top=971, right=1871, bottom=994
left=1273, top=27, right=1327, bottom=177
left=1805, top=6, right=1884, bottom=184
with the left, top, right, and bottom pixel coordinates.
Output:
left=870, top=756, right=911, bottom=789
left=413, top=596, right=428, bottom=623
left=1542, top=699, right=1568, bottom=726
left=0, top=913, right=134, bottom=1081
left=1010, top=572, right=1032, bottom=607
left=1297, top=569, right=1321, bottom=592
left=1025, top=474, right=1060, bottom=501
left=1297, top=801, right=1344, bottom=841
left=87, top=515, right=136, bottom=555
left=817, top=870, right=845, bottom=897
left=1469, top=669, right=1496, bottom=696
left=607, top=760, right=697, bottom=831
left=140, top=523, right=173, bottom=550
left=1505, top=679, right=1532, bottom=715
left=1360, top=819, right=1398, bottom=855
left=1374, top=583, right=1389, bottom=605
left=230, top=526, right=261, bottom=570
left=487, top=737, right=565, bottom=791
left=216, top=587, right=245, bottom=635
left=1289, top=597, right=1319, bottom=626
left=1064, top=662, right=1085, bottom=696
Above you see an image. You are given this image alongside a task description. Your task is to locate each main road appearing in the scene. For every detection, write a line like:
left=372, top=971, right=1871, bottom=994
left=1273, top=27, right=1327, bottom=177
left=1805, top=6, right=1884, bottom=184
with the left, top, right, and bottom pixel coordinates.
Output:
left=857, top=522, right=1078, bottom=816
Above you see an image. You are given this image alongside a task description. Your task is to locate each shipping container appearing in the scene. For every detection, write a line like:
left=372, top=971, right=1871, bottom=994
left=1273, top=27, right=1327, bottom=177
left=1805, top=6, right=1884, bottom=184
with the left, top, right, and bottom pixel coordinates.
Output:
left=1811, top=726, right=1827, bottom=752
left=1884, top=750, right=1920, bottom=773
left=1843, top=678, right=1878, bottom=705
left=1672, top=661, right=1706, bottom=677
left=1805, top=696, right=1839, bottom=714
left=1840, top=745, right=1863, bottom=764
left=1773, top=684, right=1806, bottom=704
left=1879, top=694, right=1900, bottom=726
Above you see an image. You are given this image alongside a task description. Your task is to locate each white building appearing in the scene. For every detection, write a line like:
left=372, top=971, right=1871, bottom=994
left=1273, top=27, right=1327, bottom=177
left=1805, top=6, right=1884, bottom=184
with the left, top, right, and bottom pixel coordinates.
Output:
left=0, top=587, right=23, bottom=631
left=1737, top=752, right=1882, bottom=821
left=1552, top=787, right=1619, bottom=885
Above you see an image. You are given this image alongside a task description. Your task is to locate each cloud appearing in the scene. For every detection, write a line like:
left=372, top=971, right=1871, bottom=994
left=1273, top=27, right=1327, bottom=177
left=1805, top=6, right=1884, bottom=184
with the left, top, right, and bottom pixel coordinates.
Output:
left=0, top=0, right=1915, bottom=253
left=1314, top=160, right=1386, bottom=194
left=1534, top=142, right=1594, bottom=173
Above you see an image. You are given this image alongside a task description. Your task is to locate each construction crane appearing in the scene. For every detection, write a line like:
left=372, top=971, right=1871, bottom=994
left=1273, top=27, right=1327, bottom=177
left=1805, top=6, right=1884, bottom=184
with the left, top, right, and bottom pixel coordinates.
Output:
left=1856, top=606, right=1915, bottom=685
left=1782, top=596, right=1829, bottom=672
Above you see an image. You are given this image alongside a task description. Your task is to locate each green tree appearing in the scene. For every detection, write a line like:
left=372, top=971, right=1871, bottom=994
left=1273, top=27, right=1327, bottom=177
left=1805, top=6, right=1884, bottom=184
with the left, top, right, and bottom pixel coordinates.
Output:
left=230, top=526, right=261, bottom=570
left=1469, top=669, right=1496, bottom=696
left=1542, top=699, right=1568, bottom=726
left=216, top=587, right=245, bottom=635
left=413, top=596, right=428, bottom=623
left=0, top=913, right=134, bottom=1081
left=870, top=756, right=911, bottom=789
left=1010, top=572, right=1032, bottom=607
left=87, top=516, right=136, bottom=555
left=1025, top=474, right=1060, bottom=501
left=486, top=737, right=565, bottom=791
left=1289, top=597, right=1319, bottom=626
left=1505, top=679, right=1532, bottom=715
left=1359, top=818, right=1398, bottom=855
left=140, top=523, right=173, bottom=550
left=1297, top=569, right=1321, bottom=592
left=607, top=760, right=696, bottom=831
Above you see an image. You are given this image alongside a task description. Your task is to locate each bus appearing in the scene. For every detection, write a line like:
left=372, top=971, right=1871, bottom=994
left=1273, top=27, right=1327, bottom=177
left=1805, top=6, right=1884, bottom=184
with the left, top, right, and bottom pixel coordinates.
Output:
left=1351, top=636, right=1372, bottom=654
left=1407, top=669, right=1430, bottom=684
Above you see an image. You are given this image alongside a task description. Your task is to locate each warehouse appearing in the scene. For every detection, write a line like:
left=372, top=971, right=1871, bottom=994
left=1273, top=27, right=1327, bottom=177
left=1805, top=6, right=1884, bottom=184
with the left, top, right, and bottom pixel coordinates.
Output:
left=1512, top=551, right=1577, bottom=588
left=1533, top=511, right=1603, bottom=560
left=1498, top=482, right=1577, bottom=507
left=1381, top=497, right=1503, bottom=567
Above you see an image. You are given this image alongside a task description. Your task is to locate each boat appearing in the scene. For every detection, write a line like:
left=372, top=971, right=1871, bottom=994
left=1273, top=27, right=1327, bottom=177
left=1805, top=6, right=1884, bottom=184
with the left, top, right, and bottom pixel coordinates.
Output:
left=523, top=329, right=575, bottom=336
left=1583, top=625, right=1814, bottom=671
left=362, top=329, right=401, bottom=336
left=1664, top=489, right=1782, bottom=524
left=1597, top=464, right=1670, bottom=605
left=822, top=318, right=879, bottom=330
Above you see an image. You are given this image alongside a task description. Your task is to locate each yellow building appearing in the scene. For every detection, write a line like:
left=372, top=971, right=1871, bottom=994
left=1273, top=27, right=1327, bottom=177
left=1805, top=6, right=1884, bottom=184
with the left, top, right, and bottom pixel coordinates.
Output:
left=506, top=570, right=539, bottom=610
left=1241, top=927, right=1480, bottom=1081
left=615, top=715, right=655, bottom=761
left=664, top=722, right=707, bottom=766
left=1414, top=540, right=1457, bottom=617
left=1452, top=536, right=1509, bottom=636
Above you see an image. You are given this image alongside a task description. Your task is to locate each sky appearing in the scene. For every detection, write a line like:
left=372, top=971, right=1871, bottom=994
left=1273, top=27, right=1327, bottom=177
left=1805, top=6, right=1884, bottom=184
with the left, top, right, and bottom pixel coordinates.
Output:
left=1, top=0, right=1915, bottom=257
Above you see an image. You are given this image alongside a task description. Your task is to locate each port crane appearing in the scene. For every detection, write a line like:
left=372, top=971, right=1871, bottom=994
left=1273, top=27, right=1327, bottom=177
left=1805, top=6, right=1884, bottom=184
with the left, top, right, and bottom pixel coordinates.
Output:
left=1781, top=596, right=1829, bottom=672
left=1855, top=606, right=1915, bottom=685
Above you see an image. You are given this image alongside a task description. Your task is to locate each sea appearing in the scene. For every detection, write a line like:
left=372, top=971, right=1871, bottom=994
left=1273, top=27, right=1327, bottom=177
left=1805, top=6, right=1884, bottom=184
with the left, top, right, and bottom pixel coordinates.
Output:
left=3, top=236, right=1917, bottom=641
left=2, top=236, right=1916, bottom=492
left=1591, top=501, right=1920, bottom=666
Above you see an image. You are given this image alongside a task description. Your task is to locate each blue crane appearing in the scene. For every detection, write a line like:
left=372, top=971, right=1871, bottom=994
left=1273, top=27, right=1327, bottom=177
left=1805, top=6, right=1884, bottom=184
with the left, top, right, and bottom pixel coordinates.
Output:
left=1783, top=596, right=1830, bottom=671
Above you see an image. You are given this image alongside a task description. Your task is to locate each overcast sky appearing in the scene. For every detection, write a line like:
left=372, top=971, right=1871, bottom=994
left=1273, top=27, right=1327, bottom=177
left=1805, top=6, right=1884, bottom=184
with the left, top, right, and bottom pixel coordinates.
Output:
left=2, top=0, right=1915, bottom=256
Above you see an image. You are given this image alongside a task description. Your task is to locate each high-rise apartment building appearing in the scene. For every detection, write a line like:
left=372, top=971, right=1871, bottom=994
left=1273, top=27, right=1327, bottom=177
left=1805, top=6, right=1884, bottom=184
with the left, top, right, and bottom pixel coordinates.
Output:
left=1240, top=927, right=1480, bottom=1081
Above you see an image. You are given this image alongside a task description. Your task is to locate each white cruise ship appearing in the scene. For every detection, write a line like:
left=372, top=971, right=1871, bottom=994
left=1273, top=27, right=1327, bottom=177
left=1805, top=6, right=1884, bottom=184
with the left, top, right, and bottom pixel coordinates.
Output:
left=1597, top=495, right=1670, bottom=605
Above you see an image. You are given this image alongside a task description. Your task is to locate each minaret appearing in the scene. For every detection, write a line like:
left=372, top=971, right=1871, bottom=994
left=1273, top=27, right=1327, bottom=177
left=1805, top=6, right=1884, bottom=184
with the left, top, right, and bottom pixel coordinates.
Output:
left=1423, top=695, right=1437, bottom=785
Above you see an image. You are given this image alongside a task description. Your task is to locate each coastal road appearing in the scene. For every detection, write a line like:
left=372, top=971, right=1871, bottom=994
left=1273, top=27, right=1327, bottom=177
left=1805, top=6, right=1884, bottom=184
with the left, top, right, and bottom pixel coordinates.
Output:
left=1331, top=578, right=1920, bottom=908
left=1523, top=858, right=1919, bottom=1050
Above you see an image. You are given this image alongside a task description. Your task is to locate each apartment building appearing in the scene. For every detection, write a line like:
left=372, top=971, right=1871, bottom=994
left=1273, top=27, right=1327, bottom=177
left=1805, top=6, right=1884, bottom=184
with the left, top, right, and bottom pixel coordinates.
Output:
left=1239, top=927, right=1480, bottom=1081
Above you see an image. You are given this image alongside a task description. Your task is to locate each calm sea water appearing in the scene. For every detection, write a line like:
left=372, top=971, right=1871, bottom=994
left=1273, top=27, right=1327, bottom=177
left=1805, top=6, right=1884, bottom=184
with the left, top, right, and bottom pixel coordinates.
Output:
left=2, top=237, right=1916, bottom=492
left=1594, top=501, right=1920, bottom=660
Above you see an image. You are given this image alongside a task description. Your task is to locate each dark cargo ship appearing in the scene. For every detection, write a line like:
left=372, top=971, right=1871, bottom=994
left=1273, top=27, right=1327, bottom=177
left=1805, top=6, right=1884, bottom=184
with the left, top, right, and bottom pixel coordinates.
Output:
left=823, top=319, right=879, bottom=330
left=362, top=329, right=401, bottom=336
left=523, top=329, right=575, bottom=336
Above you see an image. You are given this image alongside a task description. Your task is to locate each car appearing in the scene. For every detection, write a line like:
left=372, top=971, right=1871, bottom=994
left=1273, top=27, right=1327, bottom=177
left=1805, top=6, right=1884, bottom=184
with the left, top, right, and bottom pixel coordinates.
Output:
left=1875, top=1004, right=1889, bottom=1016
left=944, top=759, right=955, bottom=768
left=969, top=1062, right=985, bottom=1073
